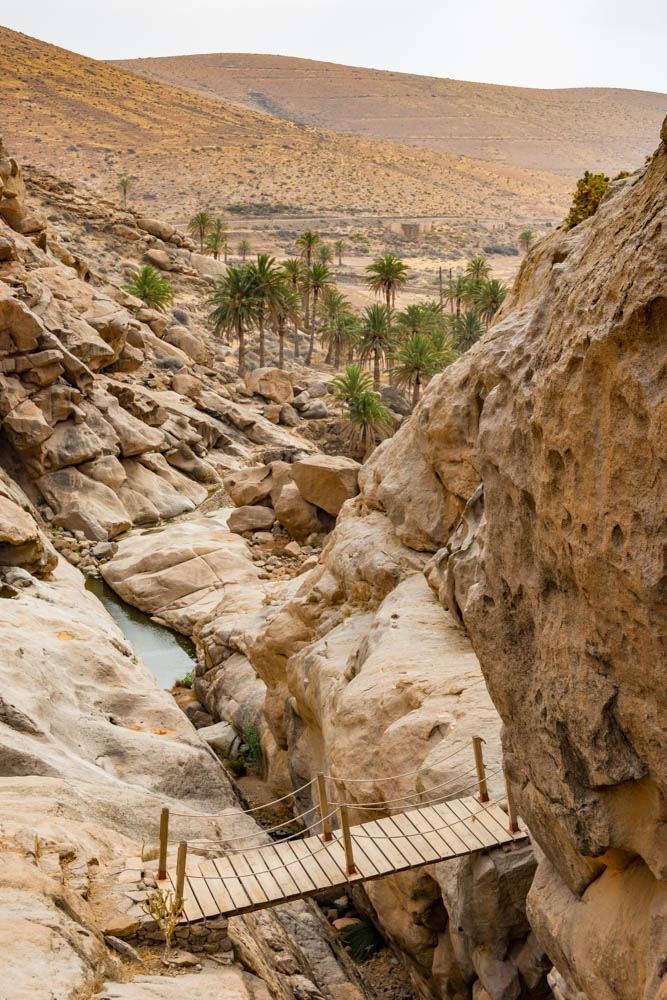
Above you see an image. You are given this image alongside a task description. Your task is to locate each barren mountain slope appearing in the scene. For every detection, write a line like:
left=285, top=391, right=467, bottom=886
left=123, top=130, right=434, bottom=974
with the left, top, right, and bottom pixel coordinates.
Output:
left=113, top=52, right=667, bottom=176
left=1, top=26, right=572, bottom=223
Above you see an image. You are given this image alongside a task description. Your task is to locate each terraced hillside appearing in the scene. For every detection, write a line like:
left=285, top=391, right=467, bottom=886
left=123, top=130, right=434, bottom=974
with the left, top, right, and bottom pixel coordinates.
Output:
left=113, top=52, right=667, bottom=176
left=1, top=26, right=572, bottom=224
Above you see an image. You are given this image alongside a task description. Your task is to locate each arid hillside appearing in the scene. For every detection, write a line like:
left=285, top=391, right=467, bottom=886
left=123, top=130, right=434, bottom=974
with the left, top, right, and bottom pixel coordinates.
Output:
left=1, top=26, right=574, bottom=224
left=113, top=52, right=666, bottom=176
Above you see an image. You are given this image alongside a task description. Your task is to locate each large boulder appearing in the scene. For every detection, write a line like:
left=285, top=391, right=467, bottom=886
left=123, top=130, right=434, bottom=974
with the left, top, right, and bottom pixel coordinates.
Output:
left=144, top=248, right=177, bottom=271
left=292, top=454, right=360, bottom=516
left=273, top=481, right=322, bottom=542
left=162, top=326, right=207, bottom=363
left=0, top=485, right=57, bottom=576
left=102, top=515, right=266, bottom=634
left=223, top=466, right=273, bottom=507
left=245, top=367, right=294, bottom=405
left=22, top=402, right=119, bottom=477
left=0, top=141, right=45, bottom=233
left=228, top=505, right=276, bottom=534
left=0, top=292, right=43, bottom=354
left=190, top=252, right=227, bottom=280
left=135, top=216, right=175, bottom=242
left=37, top=467, right=131, bottom=541
left=90, top=389, right=165, bottom=457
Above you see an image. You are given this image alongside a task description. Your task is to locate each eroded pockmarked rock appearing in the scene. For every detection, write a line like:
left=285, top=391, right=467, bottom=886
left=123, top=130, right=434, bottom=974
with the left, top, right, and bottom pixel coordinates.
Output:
left=344, top=125, right=667, bottom=1000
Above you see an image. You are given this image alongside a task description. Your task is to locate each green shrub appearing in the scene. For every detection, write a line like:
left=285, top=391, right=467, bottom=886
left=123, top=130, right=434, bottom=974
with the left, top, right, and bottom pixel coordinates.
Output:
left=340, top=918, right=384, bottom=963
left=241, top=721, right=262, bottom=770
left=565, top=171, right=609, bottom=230
left=122, top=265, right=174, bottom=310
left=174, top=671, right=192, bottom=688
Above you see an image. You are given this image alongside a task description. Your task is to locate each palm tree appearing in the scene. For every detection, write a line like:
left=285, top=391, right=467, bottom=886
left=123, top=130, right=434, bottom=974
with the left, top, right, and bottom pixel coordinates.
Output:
left=209, top=217, right=230, bottom=261
left=282, top=258, right=304, bottom=359
left=247, top=254, right=292, bottom=368
left=443, top=274, right=469, bottom=317
left=518, top=229, right=534, bottom=252
left=330, top=364, right=373, bottom=413
left=388, top=333, right=457, bottom=405
left=188, top=211, right=214, bottom=252
left=204, top=231, right=227, bottom=261
left=358, top=303, right=393, bottom=390
left=429, top=317, right=457, bottom=356
left=470, top=278, right=509, bottom=325
left=319, top=287, right=356, bottom=369
left=237, top=239, right=251, bottom=262
left=334, top=239, right=345, bottom=266
left=394, top=303, right=439, bottom=340
left=453, top=311, right=485, bottom=352
left=118, top=176, right=131, bottom=208
left=273, top=283, right=299, bottom=369
left=207, top=266, right=258, bottom=375
left=344, top=390, right=393, bottom=460
left=303, top=262, right=332, bottom=365
left=295, top=231, right=320, bottom=332
left=465, top=256, right=490, bottom=281
left=365, top=254, right=410, bottom=313
left=122, top=265, right=174, bottom=311
left=318, top=244, right=333, bottom=265
left=295, top=230, right=320, bottom=267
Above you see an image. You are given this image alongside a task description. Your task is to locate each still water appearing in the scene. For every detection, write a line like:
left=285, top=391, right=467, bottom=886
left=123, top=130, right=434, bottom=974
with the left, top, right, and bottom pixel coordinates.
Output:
left=85, top=576, right=197, bottom=689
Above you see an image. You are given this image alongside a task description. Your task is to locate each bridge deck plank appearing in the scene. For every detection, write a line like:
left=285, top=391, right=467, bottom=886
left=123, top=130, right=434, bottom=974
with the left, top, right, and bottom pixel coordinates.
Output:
left=167, top=797, right=527, bottom=924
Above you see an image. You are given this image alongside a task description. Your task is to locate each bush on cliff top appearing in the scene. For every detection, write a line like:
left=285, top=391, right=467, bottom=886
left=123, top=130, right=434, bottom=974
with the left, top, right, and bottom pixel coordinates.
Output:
left=565, top=170, right=609, bottom=229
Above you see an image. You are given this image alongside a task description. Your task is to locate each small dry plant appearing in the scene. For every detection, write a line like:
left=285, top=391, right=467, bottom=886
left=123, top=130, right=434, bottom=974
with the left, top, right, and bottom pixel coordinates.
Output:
left=141, top=888, right=184, bottom=960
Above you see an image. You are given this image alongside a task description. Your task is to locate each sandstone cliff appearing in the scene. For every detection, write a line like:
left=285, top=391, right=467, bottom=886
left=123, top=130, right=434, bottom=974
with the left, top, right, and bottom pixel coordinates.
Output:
left=329, top=124, right=667, bottom=997
left=2, top=121, right=665, bottom=1000
left=0, top=143, right=372, bottom=1000
left=188, top=125, right=666, bottom=998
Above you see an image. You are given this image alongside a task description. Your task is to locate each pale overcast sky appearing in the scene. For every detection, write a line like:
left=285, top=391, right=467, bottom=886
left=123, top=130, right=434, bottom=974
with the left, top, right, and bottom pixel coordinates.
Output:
left=3, top=0, right=667, bottom=92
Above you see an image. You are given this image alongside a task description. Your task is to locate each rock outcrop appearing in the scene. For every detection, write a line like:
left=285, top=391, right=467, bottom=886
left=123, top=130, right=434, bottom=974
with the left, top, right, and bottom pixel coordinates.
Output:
left=319, top=127, right=665, bottom=998
left=2, top=121, right=664, bottom=1000
left=0, top=450, right=367, bottom=1000
left=186, top=126, right=666, bottom=998
left=0, top=141, right=377, bottom=1000
left=0, top=140, right=319, bottom=548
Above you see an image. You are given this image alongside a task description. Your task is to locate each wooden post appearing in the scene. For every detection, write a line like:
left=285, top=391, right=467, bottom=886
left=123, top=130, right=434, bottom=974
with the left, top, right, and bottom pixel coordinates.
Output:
left=175, top=841, right=187, bottom=906
left=339, top=804, right=357, bottom=876
left=158, top=807, right=169, bottom=881
left=472, top=736, right=489, bottom=803
left=504, top=773, right=520, bottom=833
left=317, top=774, right=333, bottom=842
left=438, top=266, right=443, bottom=305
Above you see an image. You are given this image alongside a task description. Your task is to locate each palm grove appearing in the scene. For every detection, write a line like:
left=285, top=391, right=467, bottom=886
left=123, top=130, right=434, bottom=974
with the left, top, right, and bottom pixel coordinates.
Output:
left=123, top=218, right=509, bottom=459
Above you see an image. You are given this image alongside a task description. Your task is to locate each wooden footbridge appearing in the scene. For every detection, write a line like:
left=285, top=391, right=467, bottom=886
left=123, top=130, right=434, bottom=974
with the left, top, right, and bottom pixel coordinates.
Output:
left=156, top=737, right=525, bottom=924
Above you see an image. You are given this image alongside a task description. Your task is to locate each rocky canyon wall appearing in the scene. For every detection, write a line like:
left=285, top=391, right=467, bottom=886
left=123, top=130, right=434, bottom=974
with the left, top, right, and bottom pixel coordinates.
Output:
left=0, top=143, right=371, bottom=1000
left=343, top=124, right=667, bottom=997
left=195, top=124, right=667, bottom=999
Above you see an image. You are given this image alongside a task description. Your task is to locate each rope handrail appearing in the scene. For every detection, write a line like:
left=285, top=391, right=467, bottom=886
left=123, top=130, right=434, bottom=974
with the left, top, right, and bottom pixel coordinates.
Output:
left=165, top=736, right=478, bottom=820
left=180, top=794, right=513, bottom=881
left=345, top=769, right=506, bottom=830
left=167, top=802, right=319, bottom=846
left=338, top=760, right=483, bottom=810
left=171, top=804, right=343, bottom=854
left=322, top=738, right=470, bottom=784
left=168, top=776, right=317, bottom=820
left=165, top=765, right=502, bottom=857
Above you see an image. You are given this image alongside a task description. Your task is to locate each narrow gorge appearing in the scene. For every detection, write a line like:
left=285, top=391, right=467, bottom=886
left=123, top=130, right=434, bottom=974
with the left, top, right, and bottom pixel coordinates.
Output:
left=0, top=115, right=665, bottom=1000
